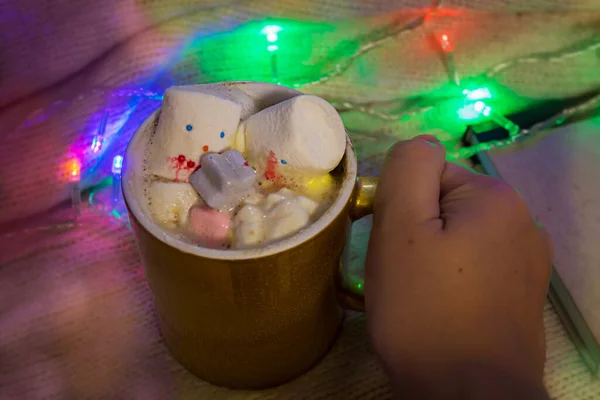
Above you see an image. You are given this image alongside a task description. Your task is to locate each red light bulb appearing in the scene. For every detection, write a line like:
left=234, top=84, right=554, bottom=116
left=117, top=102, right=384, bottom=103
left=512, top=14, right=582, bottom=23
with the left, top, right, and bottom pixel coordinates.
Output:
left=440, top=34, right=454, bottom=52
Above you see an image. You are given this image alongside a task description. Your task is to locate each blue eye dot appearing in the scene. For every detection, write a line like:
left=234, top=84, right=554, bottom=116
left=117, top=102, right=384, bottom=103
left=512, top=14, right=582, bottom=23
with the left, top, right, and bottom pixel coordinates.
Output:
left=186, top=124, right=193, bottom=131
left=220, top=131, right=225, bottom=138
left=281, top=159, right=287, bottom=165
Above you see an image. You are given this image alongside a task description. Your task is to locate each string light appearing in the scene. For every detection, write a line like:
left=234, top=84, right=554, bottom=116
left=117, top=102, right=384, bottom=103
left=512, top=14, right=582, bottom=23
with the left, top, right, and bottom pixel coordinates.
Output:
left=91, top=112, right=109, bottom=153
left=436, top=34, right=522, bottom=137
left=112, top=155, right=123, bottom=175
left=439, top=33, right=459, bottom=86
left=260, top=25, right=282, bottom=48
left=488, top=111, right=520, bottom=136
left=111, top=155, right=123, bottom=209
left=67, top=158, right=81, bottom=183
left=91, top=136, right=103, bottom=153
left=440, top=34, right=454, bottom=52
left=260, top=24, right=283, bottom=82
left=4, top=18, right=597, bottom=227
left=12, top=23, right=595, bottom=137
left=438, top=34, right=507, bottom=134
left=486, top=40, right=600, bottom=78
left=457, top=100, right=487, bottom=121
left=463, top=88, right=492, bottom=101
left=447, top=91, right=600, bottom=160
left=67, top=158, right=82, bottom=216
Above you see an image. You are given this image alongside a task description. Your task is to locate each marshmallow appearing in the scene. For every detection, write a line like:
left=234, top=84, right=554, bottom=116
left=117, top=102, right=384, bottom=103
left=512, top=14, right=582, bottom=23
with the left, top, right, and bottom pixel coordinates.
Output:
left=295, top=195, right=319, bottom=216
left=233, top=204, right=266, bottom=249
left=231, top=188, right=319, bottom=248
left=148, top=86, right=242, bottom=181
left=300, top=173, right=336, bottom=202
left=188, top=84, right=261, bottom=121
left=189, top=150, right=256, bottom=211
left=265, top=199, right=310, bottom=241
left=263, top=188, right=319, bottom=242
left=148, top=182, right=200, bottom=228
left=243, top=189, right=265, bottom=206
left=239, top=95, right=346, bottom=176
left=265, top=188, right=294, bottom=209
left=265, top=188, right=318, bottom=214
left=188, top=206, right=232, bottom=248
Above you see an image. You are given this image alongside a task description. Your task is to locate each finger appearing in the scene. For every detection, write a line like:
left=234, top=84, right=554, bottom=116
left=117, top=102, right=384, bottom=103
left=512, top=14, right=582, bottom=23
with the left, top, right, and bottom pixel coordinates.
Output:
left=440, top=161, right=478, bottom=196
left=376, top=135, right=446, bottom=227
left=439, top=163, right=523, bottom=230
left=536, top=224, right=554, bottom=265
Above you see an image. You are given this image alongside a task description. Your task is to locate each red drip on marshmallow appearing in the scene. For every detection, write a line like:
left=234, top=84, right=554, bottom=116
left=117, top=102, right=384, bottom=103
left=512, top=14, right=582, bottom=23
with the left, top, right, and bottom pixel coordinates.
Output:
left=264, top=151, right=279, bottom=181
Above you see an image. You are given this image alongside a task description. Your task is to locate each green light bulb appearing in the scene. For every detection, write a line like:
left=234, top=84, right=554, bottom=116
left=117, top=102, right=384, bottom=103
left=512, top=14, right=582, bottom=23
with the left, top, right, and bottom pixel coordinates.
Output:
left=463, top=88, right=492, bottom=101
left=473, top=101, right=486, bottom=112
left=457, top=101, right=489, bottom=121
left=260, top=25, right=283, bottom=43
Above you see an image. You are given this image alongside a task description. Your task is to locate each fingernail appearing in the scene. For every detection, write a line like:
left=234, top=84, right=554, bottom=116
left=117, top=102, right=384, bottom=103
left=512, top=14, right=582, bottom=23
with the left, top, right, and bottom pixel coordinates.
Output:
left=414, top=134, right=441, bottom=145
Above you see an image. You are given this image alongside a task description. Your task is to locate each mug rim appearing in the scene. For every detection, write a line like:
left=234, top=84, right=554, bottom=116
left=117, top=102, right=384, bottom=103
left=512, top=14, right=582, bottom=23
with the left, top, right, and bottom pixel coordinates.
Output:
left=122, top=81, right=358, bottom=261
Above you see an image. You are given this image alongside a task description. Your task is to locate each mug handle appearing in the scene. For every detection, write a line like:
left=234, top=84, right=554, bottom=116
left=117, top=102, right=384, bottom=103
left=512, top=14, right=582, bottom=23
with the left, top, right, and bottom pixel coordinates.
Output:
left=336, top=176, right=379, bottom=312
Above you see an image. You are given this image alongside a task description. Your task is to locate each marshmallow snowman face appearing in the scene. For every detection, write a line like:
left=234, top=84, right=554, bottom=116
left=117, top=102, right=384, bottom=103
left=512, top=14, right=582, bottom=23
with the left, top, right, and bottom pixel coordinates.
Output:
left=147, top=86, right=242, bottom=182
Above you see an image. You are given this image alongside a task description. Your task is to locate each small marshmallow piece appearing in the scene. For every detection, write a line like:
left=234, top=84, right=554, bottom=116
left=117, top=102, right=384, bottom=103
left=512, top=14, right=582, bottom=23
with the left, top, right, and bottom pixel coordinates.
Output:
left=231, top=188, right=319, bottom=249
left=148, top=86, right=242, bottom=181
left=264, top=188, right=319, bottom=242
left=240, top=95, right=346, bottom=175
left=189, top=150, right=256, bottom=211
left=296, top=195, right=319, bottom=216
left=235, top=204, right=265, bottom=224
left=243, top=189, right=265, bottom=206
left=188, top=206, right=232, bottom=248
left=265, top=199, right=310, bottom=241
left=148, top=182, right=200, bottom=228
left=301, top=174, right=335, bottom=202
left=265, top=188, right=294, bottom=209
left=264, top=188, right=318, bottom=215
left=233, top=204, right=265, bottom=249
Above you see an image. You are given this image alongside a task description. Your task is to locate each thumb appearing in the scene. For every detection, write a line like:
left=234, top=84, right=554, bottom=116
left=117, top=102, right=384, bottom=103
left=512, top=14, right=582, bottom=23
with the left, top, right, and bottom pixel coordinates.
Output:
left=375, top=135, right=446, bottom=230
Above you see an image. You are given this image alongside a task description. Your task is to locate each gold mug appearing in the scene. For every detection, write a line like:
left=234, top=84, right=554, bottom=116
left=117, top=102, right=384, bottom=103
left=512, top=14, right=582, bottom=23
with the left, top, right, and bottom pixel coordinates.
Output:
left=122, top=82, right=378, bottom=389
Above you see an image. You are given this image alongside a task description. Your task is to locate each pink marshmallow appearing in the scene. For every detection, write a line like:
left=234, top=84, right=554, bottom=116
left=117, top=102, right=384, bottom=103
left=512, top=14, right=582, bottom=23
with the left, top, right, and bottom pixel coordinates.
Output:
left=188, top=206, right=232, bottom=248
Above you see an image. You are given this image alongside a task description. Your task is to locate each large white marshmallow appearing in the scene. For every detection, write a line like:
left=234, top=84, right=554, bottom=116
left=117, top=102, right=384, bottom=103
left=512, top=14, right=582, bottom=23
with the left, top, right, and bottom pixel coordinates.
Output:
left=239, top=95, right=346, bottom=176
left=188, top=84, right=261, bottom=121
left=148, top=86, right=242, bottom=181
left=147, top=181, right=200, bottom=228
